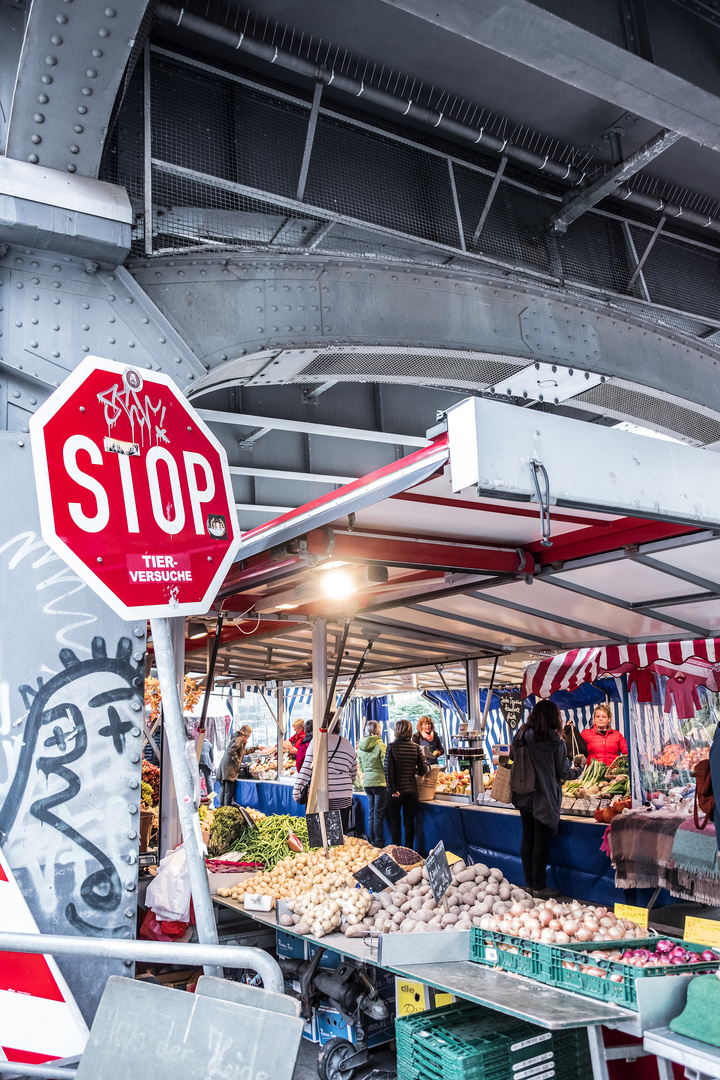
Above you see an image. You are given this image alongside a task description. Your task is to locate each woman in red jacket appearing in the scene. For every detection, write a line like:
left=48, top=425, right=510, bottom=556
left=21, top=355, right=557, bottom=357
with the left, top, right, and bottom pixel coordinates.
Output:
left=584, top=704, right=627, bottom=765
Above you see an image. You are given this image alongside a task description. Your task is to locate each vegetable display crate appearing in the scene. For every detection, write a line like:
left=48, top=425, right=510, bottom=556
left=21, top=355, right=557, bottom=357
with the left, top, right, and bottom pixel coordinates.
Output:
left=471, top=929, right=720, bottom=1010
left=395, top=1001, right=569, bottom=1080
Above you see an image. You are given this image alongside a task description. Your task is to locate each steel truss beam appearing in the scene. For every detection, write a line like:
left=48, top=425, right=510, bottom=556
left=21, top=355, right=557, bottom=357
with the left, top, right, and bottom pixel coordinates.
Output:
left=550, top=129, right=681, bottom=232
left=305, top=529, right=533, bottom=575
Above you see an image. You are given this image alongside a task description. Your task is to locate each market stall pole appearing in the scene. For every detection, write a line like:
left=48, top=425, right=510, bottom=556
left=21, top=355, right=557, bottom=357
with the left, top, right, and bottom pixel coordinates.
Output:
left=29, top=356, right=241, bottom=974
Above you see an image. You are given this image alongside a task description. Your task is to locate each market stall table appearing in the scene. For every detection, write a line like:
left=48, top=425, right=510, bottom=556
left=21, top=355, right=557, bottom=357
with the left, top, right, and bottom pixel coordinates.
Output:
left=231, top=779, right=666, bottom=907
left=211, top=890, right=684, bottom=1080
left=643, top=1027, right=720, bottom=1080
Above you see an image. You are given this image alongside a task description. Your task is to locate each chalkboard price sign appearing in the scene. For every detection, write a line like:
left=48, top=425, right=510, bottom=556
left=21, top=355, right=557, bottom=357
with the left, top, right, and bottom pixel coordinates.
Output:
left=306, top=810, right=344, bottom=849
left=499, top=691, right=524, bottom=731
left=353, top=853, right=405, bottom=892
left=425, top=840, right=452, bottom=905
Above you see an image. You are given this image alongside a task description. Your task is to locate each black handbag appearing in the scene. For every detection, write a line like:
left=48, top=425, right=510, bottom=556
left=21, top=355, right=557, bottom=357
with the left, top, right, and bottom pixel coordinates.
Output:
left=510, top=734, right=536, bottom=796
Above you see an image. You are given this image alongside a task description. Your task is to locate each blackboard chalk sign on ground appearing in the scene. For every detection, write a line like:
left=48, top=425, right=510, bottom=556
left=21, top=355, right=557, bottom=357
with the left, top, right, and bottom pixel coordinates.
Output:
left=306, top=810, right=344, bottom=849
left=426, top=841, right=452, bottom=905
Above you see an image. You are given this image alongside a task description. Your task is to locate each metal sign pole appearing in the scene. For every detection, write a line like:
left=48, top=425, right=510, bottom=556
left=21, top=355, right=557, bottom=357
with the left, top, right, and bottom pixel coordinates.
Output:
left=150, top=616, right=221, bottom=976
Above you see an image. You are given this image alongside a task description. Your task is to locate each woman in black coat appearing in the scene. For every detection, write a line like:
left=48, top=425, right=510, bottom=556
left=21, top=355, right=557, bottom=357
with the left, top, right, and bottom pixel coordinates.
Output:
left=385, top=719, right=429, bottom=850
left=511, top=701, right=580, bottom=899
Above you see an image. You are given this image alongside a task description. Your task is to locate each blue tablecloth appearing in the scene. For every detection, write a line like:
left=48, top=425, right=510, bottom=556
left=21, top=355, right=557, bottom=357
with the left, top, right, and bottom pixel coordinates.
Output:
left=232, top=780, right=667, bottom=907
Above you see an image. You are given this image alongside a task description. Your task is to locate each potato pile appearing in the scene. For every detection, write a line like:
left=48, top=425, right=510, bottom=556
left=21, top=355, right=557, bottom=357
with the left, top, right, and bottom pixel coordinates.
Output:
left=280, top=886, right=373, bottom=938
left=216, top=837, right=380, bottom=903
left=347, top=860, right=531, bottom=936
left=280, top=858, right=533, bottom=938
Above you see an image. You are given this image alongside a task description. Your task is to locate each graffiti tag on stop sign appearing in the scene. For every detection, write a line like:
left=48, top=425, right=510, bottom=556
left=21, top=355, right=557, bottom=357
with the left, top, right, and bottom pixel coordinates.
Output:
left=30, top=356, right=240, bottom=619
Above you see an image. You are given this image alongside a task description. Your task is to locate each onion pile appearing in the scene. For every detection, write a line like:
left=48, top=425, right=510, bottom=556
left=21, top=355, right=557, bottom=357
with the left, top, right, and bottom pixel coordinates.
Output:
left=618, top=941, right=718, bottom=967
left=478, top=899, right=646, bottom=945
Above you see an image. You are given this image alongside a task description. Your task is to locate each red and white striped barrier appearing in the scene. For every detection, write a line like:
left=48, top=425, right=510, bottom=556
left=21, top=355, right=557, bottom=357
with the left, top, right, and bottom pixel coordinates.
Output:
left=0, top=846, right=89, bottom=1067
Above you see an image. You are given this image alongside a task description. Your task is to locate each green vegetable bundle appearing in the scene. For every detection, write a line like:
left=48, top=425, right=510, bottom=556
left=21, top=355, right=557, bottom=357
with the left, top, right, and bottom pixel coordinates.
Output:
left=607, top=754, right=629, bottom=777
left=208, top=806, right=249, bottom=857
left=240, top=815, right=310, bottom=869
left=564, top=759, right=607, bottom=796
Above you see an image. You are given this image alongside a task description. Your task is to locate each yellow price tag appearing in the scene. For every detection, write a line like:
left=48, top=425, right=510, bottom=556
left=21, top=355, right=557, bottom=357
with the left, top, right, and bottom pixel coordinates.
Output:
left=614, top=903, right=649, bottom=929
left=684, top=916, right=720, bottom=948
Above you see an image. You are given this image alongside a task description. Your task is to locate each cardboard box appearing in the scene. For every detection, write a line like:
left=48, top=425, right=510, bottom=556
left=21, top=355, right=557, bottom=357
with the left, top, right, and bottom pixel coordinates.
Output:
left=316, top=1005, right=395, bottom=1049
left=276, top=929, right=306, bottom=960
left=306, top=942, right=345, bottom=970
left=302, top=1015, right=320, bottom=1043
left=395, top=977, right=455, bottom=1016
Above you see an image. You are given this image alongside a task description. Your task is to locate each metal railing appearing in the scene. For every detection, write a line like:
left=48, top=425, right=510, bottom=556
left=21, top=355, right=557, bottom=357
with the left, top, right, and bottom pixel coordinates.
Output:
left=0, top=931, right=285, bottom=1079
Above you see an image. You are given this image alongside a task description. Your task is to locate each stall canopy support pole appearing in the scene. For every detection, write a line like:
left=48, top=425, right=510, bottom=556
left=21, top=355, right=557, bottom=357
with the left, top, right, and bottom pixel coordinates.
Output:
left=150, top=616, right=221, bottom=976
left=159, top=615, right=184, bottom=856
left=277, top=680, right=284, bottom=777
left=199, top=614, right=224, bottom=732
left=435, top=664, right=467, bottom=724
left=479, top=655, right=500, bottom=738
left=308, top=618, right=329, bottom=814
left=466, top=659, right=480, bottom=731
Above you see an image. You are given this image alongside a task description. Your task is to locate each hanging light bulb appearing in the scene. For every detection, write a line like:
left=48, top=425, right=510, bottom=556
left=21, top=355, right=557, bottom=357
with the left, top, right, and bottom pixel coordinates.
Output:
left=320, top=569, right=357, bottom=599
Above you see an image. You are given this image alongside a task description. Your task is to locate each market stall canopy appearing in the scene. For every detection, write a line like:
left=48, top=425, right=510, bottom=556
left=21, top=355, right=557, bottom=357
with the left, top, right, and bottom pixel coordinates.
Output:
left=523, top=639, right=720, bottom=719
left=181, top=397, right=720, bottom=687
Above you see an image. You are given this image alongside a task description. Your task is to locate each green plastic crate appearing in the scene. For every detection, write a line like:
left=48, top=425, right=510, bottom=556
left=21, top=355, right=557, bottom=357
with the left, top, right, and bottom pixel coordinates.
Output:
left=547, top=936, right=720, bottom=1008
left=471, top=928, right=720, bottom=1010
left=396, top=1001, right=559, bottom=1080
left=470, top=927, right=551, bottom=979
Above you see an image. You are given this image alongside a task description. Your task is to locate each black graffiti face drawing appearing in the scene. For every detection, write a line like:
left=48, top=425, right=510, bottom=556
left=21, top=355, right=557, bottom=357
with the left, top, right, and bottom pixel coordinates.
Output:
left=0, top=637, right=143, bottom=936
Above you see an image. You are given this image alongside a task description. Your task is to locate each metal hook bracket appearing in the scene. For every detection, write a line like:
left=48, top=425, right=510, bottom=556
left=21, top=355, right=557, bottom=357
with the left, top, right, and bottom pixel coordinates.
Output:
left=530, top=459, right=553, bottom=548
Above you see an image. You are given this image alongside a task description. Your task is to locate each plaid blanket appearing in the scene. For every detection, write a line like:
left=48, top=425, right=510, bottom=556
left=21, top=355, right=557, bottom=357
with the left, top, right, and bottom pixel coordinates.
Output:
left=672, top=819, right=720, bottom=904
left=609, top=813, right=682, bottom=890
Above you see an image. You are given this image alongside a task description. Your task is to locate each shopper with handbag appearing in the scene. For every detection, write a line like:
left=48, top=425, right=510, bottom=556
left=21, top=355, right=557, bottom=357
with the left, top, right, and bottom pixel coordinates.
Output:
left=511, top=701, right=581, bottom=899
left=385, top=719, right=429, bottom=850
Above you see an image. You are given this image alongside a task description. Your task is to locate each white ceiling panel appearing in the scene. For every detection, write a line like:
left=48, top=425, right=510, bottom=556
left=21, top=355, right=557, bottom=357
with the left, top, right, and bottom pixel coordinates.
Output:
left=415, top=592, right=607, bottom=646
left=478, top=578, right=695, bottom=639
left=554, top=560, right=708, bottom=603
left=646, top=538, right=720, bottom=588
left=346, top=498, right=584, bottom=545
left=632, top=601, right=720, bottom=635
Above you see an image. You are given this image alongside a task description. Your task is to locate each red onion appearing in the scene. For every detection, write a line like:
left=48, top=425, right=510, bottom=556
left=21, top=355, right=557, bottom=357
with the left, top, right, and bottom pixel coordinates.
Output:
left=701, top=950, right=718, bottom=961
left=670, top=947, right=688, bottom=961
left=655, top=939, right=674, bottom=953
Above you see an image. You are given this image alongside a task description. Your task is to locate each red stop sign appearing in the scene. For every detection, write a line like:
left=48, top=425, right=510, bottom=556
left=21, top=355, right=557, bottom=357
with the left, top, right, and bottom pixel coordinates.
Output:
left=30, top=356, right=240, bottom=619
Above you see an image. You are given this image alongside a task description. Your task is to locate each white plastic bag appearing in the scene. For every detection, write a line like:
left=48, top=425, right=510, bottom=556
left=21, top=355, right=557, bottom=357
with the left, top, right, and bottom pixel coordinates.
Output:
left=185, top=736, right=201, bottom=808
left=145, top=845, right=192, bottom=922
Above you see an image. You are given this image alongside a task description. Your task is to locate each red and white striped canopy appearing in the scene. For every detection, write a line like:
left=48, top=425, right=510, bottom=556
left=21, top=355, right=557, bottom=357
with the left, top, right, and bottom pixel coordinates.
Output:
left=523, top=638, right=720, bottom=701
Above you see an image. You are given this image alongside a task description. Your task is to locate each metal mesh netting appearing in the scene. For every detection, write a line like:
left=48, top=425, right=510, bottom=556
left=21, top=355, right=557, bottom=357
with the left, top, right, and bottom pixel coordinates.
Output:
left=294, top=347, right=527, bottom=388
left=100, top=43, right=720, bottom=340
left=571, top=380, right=720, bottom=445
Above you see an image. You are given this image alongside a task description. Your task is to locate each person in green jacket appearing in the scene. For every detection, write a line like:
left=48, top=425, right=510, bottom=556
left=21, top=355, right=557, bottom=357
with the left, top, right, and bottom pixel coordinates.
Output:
left=358, top=720, right=387, bottom=847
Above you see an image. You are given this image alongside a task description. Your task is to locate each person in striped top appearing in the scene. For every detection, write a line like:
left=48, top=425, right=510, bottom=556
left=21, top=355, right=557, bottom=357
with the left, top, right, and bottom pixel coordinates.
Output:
left=293, top=730, right=358, bottom=832
left=385, top=719, right=429, bottom=850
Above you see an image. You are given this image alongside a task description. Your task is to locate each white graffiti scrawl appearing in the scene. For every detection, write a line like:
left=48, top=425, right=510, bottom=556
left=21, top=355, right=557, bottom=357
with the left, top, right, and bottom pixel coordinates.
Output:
left=0, top=638, right=144, bottom=936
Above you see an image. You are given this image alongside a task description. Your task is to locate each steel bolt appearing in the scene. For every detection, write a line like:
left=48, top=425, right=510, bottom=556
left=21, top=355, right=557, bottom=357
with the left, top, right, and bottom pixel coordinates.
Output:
left=124, top=908, right=134, bottom=918
left=134, top=627, right=144, bottom=638
left=130, top=753, right=140, bottom=764
left=127, top=830, right=137, bottom=840
left=128, top=804, right=138, bottom=815
left=129, top=779, right=139, bottom=789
